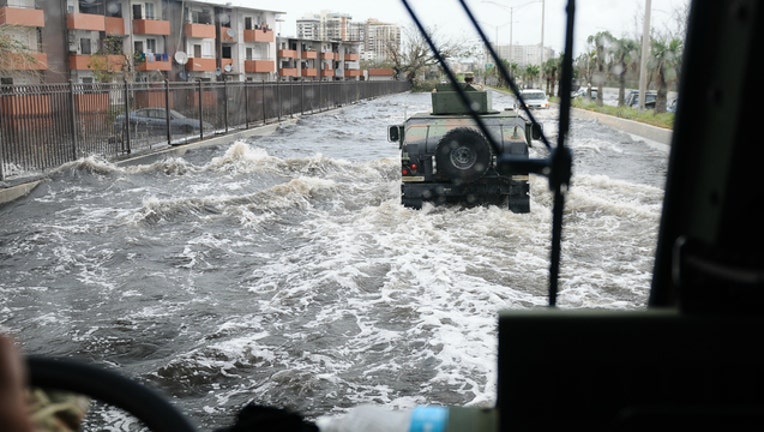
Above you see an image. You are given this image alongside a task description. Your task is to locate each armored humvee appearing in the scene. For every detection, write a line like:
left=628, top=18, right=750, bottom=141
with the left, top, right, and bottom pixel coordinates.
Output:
left=387, top=81, right=540, bottom=213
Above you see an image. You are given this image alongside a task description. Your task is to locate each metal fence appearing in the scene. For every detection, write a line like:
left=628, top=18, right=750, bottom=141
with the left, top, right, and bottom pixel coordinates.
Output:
left=0, top=79, right=411, bottom=181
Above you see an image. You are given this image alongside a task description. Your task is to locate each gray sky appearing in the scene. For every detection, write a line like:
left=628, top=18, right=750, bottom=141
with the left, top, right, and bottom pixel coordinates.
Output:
left=258, top=0, right=690, bottom=57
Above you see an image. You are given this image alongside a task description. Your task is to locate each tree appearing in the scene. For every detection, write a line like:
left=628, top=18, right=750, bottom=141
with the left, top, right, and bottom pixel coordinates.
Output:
left=586, top=31, right=615, bottom=107
left=543, top=56, right=558, bottom=96
left=385, top=24, right=475, bottom=87
left=523, top=64, right=540, bottom=89
left=649, top=36, right=683, bottom=113
left=612, top=37, right=639, bottom=106
left=0, top=24, right=42, bottom=82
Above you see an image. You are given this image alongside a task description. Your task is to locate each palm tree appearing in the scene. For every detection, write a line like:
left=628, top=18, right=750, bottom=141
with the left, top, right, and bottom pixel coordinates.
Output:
left=612, top=37, right=639, bottom=106
left=543, top=56, right=558, bottom=96
left=649, top=36, right=683, bottom=113
left=523, top=64, right=540, bottom=89
left=587, top=31, right=615, bottom=107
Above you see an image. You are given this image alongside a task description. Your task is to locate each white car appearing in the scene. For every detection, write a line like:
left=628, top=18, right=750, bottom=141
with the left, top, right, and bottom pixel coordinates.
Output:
left=518, top=89, right=550, bottom=109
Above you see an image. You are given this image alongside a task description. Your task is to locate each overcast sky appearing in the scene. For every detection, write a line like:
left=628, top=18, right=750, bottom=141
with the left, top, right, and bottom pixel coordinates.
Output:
left=258, top=0, right=690, bottom=57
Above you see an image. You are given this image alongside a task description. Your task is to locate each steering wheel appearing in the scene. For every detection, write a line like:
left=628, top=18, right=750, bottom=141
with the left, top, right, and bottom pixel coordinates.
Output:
left=26, top=356, right=197, bottom=432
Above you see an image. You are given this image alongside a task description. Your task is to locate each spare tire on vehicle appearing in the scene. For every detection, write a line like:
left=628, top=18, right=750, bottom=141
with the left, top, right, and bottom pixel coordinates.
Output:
left=435, top=127, right=492, bottom=183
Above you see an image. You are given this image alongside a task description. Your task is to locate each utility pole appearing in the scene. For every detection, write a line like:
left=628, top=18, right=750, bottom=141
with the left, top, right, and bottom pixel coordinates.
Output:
left=638, top=0, right=651, bottom=110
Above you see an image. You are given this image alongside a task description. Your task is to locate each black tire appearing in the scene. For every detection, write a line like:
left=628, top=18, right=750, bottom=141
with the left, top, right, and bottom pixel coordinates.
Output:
left=436, top=127, right=492, bottom=183
left=26, top=356, right=197, bottom=432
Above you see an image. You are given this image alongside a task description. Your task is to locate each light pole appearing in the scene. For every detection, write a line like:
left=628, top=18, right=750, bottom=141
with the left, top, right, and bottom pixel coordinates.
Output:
left=482, top=0, right=543, bottom=65
left=638, top=0, right=651, bottom=110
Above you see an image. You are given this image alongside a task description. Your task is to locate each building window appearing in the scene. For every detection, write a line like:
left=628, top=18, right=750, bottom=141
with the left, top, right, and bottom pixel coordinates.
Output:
left=146, top=38, right=156, bottom=53
left=1, top=78, right=14, bottom=86
left=245, top=17, right=253, bottom=30
left=246, top=48, right=253, bottom=60
left=144, top=2, right=155, bottom=20
left=80, top=39, right=92, bottom=55
left=132, top=4, right=142, bottom=19
left=134, top=40, right=144, bottom=53
left=193, top=44, right=201, bottom=58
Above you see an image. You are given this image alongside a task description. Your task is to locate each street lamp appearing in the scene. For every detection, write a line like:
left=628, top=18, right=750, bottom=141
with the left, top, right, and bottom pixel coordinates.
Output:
left=482, top=0, right=544, bottom=65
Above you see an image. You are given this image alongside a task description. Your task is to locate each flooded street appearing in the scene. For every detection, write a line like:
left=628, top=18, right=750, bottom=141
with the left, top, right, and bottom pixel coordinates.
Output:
left=0, top=90, right=668, bottom=430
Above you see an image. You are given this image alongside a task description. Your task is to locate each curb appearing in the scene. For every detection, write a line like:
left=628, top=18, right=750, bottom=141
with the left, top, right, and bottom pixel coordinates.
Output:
left=571, top=107, right=672, bottom=145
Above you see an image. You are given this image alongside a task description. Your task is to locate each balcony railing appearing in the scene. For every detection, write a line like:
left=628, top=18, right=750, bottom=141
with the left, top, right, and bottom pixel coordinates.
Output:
left=133, top=18, right=170, bottom=35
left=301, top=51, right=317, bottom=60
left=5, top=52, right=47, bottom=70
left=277, top=49, right=297, bottom=58
left=185, top=57, right=216, bottom=71
left=104, top=16, right=125, bottom=35
left=243, top=28, right=274, bottom=43
left=135, top=53, right=171, bottom=71
left=301, top=68, right=317, bottom=78
left=0, top=6, right=44, bottom=27
left=244, top=60, right=274, bottom=73
left=67, top=12, right=105, bottom=31
left=185, top=23, right=215, bottom=38
left=69, top=54, right=124, bottom=71
left=278, top=68, right=297, bottom=77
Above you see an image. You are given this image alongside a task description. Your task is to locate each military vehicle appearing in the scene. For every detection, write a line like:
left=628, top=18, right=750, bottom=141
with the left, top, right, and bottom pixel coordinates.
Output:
left=387, top=80, right=541, bottom=213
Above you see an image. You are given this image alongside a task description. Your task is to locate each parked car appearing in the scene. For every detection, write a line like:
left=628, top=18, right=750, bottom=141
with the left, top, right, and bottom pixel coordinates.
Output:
left=571, top=87, right=597, bottom=100
left=518, top=89, right=549, bottom=109
left=667, top=96, right=678, bottom=113
left=114, top=108, right=213, bottom=136
left=624, top=90, right=657, bottom=108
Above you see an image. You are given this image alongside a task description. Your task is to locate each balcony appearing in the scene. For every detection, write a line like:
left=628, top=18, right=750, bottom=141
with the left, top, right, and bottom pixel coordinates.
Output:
left=278, top=68, right=297, bottom=77
left=69, top=54, right=124, bottom=71
left=185, top=57, right=216, bottom=71
left=344, top=53, right=360, bottom=61
left=301, top=68, right=317, bottom=78
left=301, top=50, right=317, bottom=60
left=67, top=13, right=105, bottom=31
left=105, top=16, right=125, bottom=35
left=277, top=49, right=297, bottom=58
left=345, top=69, right=362, bottom=77
left=244, top=60, right=274, bottom=73
left=133, top=19, right=170, bottom=35
left=321, top=52, right=336, bottom=61
left=321, top=69, right=333, bottom=77
left=185, top=23, right=215, bottom=39
left=6, top=52, right=47, bottom=70
left=0, top=6, right=44, bottom=27
left=221, top=27, right=235, bottom=42
left=243, top=28, right=274, bottom=43
left=135, top=53, right=171, bottom=71
left=221, top=58, right=233, bottom=72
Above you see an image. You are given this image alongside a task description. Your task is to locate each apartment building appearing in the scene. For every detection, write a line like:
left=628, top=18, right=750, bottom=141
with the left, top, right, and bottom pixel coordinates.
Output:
left=0, top=0, right=295, bottom=84
left=276, top=36, right=362, bottom=81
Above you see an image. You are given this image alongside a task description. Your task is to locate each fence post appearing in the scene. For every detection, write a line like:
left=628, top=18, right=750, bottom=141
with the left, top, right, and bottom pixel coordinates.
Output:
left=224, top=79, right=229, bottom=133
left=262, top=79, right=266, bottom=124
left=277, top=79, right=281, bottom=121
left=244, top=80, right=250, bottom=129
left=197, top=79, right=204, bottom=139
left=122, top=80, right=131, bottom=154
left=165, top=80, right=171, bottom=146
left=68, top=80, right=78, bottom=161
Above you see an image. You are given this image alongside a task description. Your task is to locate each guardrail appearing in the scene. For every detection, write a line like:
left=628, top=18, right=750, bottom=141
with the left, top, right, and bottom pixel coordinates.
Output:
left=0, top=79, right=410, bottom=181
